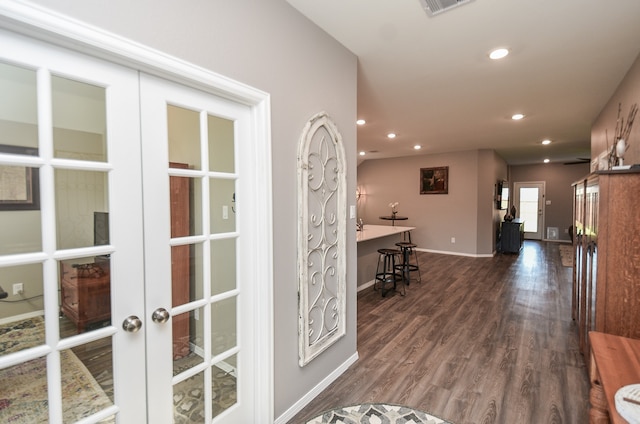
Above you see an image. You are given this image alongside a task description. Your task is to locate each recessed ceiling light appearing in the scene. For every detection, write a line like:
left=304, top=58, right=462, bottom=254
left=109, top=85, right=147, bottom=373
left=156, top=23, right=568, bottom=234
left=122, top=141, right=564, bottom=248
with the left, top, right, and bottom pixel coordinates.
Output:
left=489, top=48, right=509, bottom=60
left=511, top=113, right=525, bottom=120
left=387, top=133, right=396, bottom=139
left=359, top=151, right=366, bottom=156
left=541, top=139, right=552, bottom=145
left=356, top=119, right=366, bottom=125
left=544, top=158, right=550, bottom=163
left=414, top=145, right=422, bottom=150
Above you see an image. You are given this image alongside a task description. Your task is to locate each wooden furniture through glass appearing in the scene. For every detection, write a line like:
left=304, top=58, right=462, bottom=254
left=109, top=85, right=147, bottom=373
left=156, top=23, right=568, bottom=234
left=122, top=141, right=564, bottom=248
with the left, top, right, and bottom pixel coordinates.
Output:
left=170, top=162, right=190, bottom=359
left=379, top=215, right=408, bottom=226
left=588, top=331, right=640, bottom=423
left=60, top=260, right=111, bottom=332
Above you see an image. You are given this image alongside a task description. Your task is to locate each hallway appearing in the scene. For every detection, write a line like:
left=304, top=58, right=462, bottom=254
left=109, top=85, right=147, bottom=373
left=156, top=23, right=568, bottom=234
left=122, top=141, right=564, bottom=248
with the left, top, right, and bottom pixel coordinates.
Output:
left=291, top=241, right=590, bottom=423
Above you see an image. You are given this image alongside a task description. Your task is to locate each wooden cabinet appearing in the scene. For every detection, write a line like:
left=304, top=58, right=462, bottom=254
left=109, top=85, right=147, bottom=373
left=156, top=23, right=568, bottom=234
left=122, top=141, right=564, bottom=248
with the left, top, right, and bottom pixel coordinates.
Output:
left=572, top=170, right=640, bottom=364
left=588, top=332, right=640, bottom=424
left=573, top=175, right=599, bottom=355
left=60, top=260, right=111, bottom=332
left=501, top=219, right=524, bottom=253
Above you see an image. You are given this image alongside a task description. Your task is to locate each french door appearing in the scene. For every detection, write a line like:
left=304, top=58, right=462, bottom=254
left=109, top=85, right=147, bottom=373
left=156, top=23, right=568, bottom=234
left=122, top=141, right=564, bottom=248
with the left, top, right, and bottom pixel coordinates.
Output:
left=0, top=25, right=269, bottom=423
left=139, top=73, right=256, bottom=423
left=513, top=182, right=545, bottom=240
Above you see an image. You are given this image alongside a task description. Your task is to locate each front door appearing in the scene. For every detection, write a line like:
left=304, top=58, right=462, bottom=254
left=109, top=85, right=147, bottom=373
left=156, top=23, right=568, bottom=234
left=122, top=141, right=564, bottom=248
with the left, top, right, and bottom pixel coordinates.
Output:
left=0, top=25, right=269, bottom=423
left=513, top=182, right=545, bottom=240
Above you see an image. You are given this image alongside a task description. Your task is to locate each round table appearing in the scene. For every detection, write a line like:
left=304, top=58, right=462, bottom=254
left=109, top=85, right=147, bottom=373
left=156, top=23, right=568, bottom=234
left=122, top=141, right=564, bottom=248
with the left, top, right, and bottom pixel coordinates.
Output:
left=379, top=215, right=408, bottom=226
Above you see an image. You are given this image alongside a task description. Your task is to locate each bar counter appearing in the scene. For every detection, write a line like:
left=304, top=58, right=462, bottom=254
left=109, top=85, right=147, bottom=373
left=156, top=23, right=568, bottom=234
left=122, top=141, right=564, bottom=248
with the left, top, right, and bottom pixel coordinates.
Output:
left=357, top=224, right=415, bottom=290
left=357, top=224, right=415, bottom=243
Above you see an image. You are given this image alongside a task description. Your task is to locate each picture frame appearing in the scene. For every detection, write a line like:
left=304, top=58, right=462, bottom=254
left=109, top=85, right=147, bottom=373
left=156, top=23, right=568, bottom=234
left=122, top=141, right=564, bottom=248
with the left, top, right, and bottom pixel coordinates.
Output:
left=420, top=166, right=448, bottom=194
left=0, top=144, right=40, bottom=211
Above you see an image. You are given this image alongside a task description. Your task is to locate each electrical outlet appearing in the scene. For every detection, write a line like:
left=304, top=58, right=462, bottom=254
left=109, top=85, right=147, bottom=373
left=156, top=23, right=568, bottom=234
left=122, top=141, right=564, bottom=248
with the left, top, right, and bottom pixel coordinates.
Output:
left=451, top=237, right=456, bottom=243
left=222, top=205, right=229, bottom=220
left=13, top=283, right=23, bottom=295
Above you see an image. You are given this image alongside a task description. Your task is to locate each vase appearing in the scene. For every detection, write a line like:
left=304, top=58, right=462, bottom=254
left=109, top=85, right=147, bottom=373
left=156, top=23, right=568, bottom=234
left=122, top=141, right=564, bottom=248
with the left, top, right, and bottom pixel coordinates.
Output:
left=616, top=139, right=626, bottom=166
left=510, top=205, right=517, bottom=218
left=391, top=211, right=397, bottom=219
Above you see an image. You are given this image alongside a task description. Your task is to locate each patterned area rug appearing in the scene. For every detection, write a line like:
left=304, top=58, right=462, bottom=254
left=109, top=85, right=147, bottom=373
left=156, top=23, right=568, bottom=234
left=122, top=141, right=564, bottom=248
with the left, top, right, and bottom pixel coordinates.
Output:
left=558, top=244, right=573, bottom=267
left=0, top=317, right=114, bottom=423
left=0, top=316, right=45, bottom=354
left=173, top=353, right=237, bottom=423
left=305, top=403, right=451, bottom=424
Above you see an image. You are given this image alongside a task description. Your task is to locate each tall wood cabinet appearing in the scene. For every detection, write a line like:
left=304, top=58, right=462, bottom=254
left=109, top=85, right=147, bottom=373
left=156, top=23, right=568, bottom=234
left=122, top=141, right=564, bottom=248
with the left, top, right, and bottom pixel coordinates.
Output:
left=572, top=169, right=640, bottom=363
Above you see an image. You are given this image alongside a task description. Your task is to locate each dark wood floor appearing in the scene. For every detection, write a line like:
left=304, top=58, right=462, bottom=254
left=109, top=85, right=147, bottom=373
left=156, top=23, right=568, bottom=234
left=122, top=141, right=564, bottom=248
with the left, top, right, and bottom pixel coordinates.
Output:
left=290, top=241, right=590, bottom=423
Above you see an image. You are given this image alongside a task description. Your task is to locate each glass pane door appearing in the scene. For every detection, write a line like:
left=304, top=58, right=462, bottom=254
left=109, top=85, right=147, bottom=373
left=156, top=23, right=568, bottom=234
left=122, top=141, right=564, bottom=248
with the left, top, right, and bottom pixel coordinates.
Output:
left=0, top=30, right=146, bottom=423
left=140, top=73, right=254, bottom=424
left=514, top=182, right=545, bottom=240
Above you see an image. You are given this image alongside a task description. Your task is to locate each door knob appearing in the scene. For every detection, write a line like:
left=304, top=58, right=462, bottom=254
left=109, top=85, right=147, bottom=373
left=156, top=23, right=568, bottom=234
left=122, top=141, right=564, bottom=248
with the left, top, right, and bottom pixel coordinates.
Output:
left=152, top=307, right=171, bottom=324
left=122, top=315, right=142, bottom=333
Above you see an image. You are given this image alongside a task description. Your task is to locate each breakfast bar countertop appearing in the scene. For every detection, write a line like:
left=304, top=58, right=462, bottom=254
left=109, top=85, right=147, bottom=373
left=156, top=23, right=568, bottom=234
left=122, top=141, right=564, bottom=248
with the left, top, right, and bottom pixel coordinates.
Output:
left=356, top=224, right=415, bottom=243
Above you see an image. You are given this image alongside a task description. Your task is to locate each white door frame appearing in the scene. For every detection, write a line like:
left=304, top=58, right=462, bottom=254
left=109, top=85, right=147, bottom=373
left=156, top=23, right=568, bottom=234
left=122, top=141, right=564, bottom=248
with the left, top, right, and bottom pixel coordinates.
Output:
left=513, top=181, right=545, bottom=240
left=0, top=1, right=274, bottom=421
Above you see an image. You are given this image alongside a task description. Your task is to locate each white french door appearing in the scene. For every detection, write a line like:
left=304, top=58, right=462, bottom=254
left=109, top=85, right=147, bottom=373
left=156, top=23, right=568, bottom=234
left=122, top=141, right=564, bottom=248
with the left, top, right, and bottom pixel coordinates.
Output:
left=0, top=22, right=270, bottom=424
left=139, top=73, right=256, bottom=423
left=513, top=182, right=545, bottom=240
left=0, top=27, right=147, bottom=423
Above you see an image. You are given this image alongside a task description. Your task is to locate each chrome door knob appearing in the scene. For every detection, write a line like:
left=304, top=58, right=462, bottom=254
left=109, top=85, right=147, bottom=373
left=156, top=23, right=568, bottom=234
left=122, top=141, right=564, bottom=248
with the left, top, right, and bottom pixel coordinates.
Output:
left=122, top=316, right=142, bottom=333
left=152, top=307, right=171, bottom=324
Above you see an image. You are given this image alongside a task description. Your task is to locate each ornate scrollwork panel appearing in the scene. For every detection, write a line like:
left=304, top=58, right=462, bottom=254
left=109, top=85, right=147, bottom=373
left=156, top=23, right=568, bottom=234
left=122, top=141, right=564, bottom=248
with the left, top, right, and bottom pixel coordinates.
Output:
left=297, top=112, right=347, bottom=367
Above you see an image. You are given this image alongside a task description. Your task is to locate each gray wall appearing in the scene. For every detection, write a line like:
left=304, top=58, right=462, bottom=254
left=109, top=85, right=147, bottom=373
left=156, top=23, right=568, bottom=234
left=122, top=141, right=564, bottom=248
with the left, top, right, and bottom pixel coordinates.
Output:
left=28, top=0, right=358, bottom=419
left=592, top=52, right=640, bottom=167
left=357, top=149, right=507, bottom=256
left=508, top=162, right=590, bottom=241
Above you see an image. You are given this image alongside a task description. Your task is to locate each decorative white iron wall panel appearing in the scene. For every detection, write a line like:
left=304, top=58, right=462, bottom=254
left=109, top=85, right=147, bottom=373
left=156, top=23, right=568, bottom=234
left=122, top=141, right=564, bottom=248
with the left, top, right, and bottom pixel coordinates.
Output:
left=297, top=112, right=347, bottom=366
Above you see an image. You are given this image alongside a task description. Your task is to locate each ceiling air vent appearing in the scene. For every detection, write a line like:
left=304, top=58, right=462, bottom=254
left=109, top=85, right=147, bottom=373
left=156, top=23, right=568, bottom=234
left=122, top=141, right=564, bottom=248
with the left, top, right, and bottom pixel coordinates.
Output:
left=418, top=0, right=475, bottom=16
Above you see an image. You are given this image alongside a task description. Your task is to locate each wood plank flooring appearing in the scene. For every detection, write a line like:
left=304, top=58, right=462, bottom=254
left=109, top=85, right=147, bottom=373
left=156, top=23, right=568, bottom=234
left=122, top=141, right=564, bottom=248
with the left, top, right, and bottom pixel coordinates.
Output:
left=289, top=241, right=590, bottom=423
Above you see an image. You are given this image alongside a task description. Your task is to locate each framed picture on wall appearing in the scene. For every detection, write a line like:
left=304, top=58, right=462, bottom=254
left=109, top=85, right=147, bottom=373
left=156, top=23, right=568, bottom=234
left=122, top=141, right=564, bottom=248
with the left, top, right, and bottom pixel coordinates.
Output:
left=0, top=144, right=40, bottom=211
left=420, top=166, right=448, bottom=194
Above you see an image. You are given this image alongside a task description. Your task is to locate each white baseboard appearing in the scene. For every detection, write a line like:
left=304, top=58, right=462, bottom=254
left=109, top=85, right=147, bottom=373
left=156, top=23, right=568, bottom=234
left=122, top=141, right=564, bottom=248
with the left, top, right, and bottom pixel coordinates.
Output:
left=415, top=247, right=493, bottom=258
left=274, top=352, right=359, bottom=424
left=0, top=310, right=44, bottom=325
left=190, top=342, right=237, bottom=377
left=357, top=279, right=375, bottom=292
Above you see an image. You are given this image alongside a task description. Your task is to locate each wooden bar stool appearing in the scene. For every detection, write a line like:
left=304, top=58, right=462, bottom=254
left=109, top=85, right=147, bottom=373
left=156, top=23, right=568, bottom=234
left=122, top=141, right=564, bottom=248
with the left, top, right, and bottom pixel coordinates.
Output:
left=374, top=248, right=405, bottom=297
left=395, top=242, right=421, bottom=285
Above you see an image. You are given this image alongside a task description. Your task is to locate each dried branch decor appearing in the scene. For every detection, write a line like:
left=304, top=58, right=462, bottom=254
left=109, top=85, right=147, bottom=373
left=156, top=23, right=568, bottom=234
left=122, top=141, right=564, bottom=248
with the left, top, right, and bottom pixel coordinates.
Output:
left=607, top=102, right=638, bottom=168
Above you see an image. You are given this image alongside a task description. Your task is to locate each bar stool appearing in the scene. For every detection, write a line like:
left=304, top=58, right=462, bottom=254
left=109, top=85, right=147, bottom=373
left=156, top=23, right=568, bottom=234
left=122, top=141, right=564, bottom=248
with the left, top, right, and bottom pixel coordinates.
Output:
left=374, top=248, right=405, bottom=297
left=395, top=242, right=421, bottom=285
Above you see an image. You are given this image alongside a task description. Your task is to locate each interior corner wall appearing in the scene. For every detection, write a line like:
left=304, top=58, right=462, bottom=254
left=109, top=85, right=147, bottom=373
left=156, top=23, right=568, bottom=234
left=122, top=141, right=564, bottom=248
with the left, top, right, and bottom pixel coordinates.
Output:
left=592, top=51, right=640, bottom=167
left=29, top=0, right=359, bottom=419
left=479, top=150, right=508, bottom=254
left=508, top=162, right=590, bottom=241
left=357, top=150, right=489, bottom=256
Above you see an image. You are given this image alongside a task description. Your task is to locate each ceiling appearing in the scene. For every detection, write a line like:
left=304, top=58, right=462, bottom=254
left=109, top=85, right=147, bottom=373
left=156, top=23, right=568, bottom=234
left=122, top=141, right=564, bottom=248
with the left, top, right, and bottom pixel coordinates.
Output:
left=286, top=0, right=640, bottom=165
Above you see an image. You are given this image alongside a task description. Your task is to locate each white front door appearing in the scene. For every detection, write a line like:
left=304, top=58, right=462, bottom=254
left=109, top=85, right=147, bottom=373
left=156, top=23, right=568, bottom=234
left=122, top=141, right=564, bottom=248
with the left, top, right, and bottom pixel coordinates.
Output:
left=513, top=182, right=545, bottom=240
left=0, top=25, right=270, bottom=424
